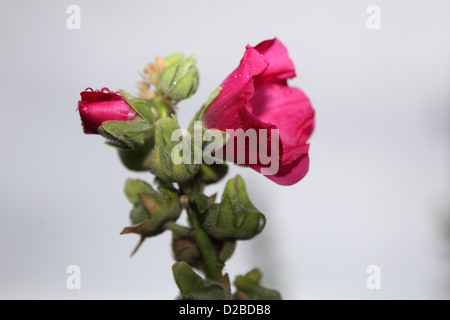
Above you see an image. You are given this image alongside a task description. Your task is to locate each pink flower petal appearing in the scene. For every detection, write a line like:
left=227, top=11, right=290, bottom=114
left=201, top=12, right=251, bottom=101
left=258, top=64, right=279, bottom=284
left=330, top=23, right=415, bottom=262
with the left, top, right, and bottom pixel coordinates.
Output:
left=250, top=82, right=314, bottom=164
left=202, top=39, right=315, bottom=185
left=250, top=153, right=310, bottom=186
left=203, top=45, right=272, bottom=133
left=254, top=38, right=296, bottom=81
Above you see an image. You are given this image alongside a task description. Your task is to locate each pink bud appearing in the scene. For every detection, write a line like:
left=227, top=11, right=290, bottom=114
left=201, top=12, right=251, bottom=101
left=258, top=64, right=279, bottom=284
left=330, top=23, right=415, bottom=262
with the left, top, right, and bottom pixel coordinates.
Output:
left=78, top=88, right=137, bottom=134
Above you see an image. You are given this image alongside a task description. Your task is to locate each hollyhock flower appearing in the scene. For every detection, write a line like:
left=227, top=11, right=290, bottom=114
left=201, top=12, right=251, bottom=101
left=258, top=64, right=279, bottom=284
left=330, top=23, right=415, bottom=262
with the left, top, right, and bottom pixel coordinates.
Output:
left=201, top=38, right=315, bottom=186
left=78, top=88, right=137, bottom=134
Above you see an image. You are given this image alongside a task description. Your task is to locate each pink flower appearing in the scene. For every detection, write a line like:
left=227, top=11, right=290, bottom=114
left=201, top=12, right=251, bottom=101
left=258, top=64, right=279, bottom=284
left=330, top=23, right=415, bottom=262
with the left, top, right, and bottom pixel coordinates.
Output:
left=202, top=39, right=315, bottom=186
left=78, top=88, right=137, bottom=134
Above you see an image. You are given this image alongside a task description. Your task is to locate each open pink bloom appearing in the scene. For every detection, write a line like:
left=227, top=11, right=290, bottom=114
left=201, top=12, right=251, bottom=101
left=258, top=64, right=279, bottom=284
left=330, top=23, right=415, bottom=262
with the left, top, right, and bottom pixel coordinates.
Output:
left=78, top=88, right=136, bottom=134
left=202, top=39, right=315, bottom=186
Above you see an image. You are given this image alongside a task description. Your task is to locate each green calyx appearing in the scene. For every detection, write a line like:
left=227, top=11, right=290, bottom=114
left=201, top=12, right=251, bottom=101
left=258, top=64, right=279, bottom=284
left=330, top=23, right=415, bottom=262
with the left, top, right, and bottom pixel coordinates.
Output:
left=158, top=54, right=199, bottom=103
left=148, top=115, right=201, bottom=183
left=121, top=178, right=181, bottom=238
left=99, top=120, right=153, bottom=149
left=119, top=89, right=155, bottom=122
left=201, top=175, right=266, bottom=240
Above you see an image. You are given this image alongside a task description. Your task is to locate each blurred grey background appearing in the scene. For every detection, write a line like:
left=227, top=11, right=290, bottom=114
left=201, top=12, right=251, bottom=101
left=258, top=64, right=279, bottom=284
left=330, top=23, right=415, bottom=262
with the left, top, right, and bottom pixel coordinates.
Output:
left=1, top=0, right=449, bottom=299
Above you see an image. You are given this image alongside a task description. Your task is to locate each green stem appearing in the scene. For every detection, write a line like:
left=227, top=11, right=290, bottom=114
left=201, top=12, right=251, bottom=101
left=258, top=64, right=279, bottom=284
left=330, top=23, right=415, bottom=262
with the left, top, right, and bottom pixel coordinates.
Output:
left=186, top=206, right=222, bottom=281
left=163, top=221, right=192, bottom=237
left=219, top=240, right=236, bottom=265
left=178, top=179, right=203, bottom=195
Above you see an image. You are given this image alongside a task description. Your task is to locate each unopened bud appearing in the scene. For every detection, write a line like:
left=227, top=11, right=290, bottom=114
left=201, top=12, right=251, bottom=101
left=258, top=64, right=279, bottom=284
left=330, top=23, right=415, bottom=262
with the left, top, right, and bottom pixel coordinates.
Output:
left=158, top=55, right=199, bottom=102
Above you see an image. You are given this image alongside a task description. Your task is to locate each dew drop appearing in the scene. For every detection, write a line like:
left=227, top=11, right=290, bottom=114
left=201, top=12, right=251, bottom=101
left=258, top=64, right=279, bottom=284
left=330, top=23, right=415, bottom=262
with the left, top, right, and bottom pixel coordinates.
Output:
left=245, top=74, right=250, bottom=78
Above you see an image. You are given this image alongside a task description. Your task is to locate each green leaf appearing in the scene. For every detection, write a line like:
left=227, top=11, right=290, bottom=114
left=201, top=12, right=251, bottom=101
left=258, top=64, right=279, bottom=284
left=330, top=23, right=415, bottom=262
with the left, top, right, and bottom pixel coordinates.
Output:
left=172, top=262, right=229, bottom=300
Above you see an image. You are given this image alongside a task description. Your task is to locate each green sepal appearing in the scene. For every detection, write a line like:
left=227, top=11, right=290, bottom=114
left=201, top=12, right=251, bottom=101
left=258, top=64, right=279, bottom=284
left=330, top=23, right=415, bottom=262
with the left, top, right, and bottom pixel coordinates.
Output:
left=119, top=89, right=155, bottom=123
left=124, top=178, right=155, bottom=204
left=164, top=53, right=184, bottom=67
left=233, top=268, right=282, bottom=300
left=99, top=120, right=153, bottom=149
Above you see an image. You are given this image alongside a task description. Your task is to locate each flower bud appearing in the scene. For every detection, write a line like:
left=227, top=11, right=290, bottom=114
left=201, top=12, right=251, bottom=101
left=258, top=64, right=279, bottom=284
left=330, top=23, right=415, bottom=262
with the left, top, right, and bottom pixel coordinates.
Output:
left=201, top=175, right=266, bottom=240
left=148, top=115, right=201, bottom=183
left=121, top=179, right=181, bottom=237
left=79, top=88, right=156, bottom=150
left=158, top=55, right=199, bottom=102
left=78, top=88, right=137, bottom=134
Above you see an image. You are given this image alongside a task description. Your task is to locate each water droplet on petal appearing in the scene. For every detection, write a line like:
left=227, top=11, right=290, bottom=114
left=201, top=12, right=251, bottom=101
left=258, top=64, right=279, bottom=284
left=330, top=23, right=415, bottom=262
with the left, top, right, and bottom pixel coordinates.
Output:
left=245, top=74, right=250, bottom=78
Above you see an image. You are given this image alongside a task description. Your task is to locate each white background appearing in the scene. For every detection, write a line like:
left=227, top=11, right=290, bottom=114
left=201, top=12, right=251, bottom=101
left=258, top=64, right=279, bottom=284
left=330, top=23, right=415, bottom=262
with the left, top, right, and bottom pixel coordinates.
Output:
left=1, top=0, right=449, bottom=299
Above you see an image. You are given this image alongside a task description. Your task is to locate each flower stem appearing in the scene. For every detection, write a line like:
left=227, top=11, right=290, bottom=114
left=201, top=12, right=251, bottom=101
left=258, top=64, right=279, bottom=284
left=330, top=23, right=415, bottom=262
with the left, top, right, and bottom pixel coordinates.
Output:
left=185, top=205, right=222, bottom=281
left=219, top=240, right=236, bottom=264
left=163, top=221, right=192, bottom=237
